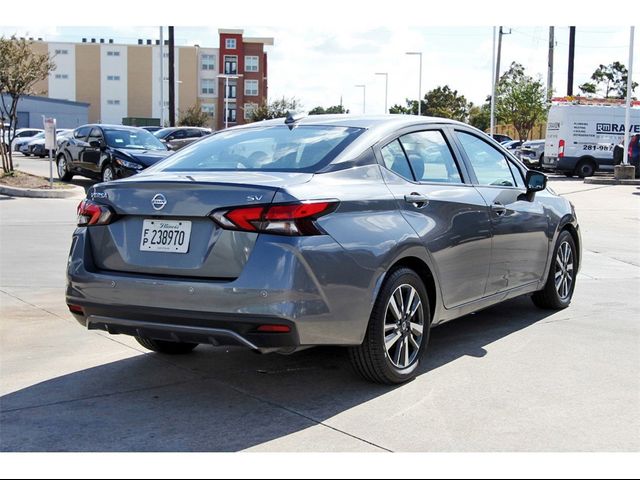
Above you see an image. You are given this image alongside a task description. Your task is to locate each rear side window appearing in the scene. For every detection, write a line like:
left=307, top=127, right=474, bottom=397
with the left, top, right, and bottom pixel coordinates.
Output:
left=155, top=125, right=363, bottom=172
left=399, top=131, right=462, bottom=184
left=381, top=140, right=413, bottom=180
left=457, top=131, right=516, bottom=187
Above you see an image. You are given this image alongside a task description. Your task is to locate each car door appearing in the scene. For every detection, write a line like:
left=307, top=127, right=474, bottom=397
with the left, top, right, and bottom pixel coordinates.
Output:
left=452, top=129, right=549, bottom=294
left=67, top=126, right=91, bottom=171
left=82, top=127, right=105, bottom=175
left=167, top=129, right=187, bottom=150
left=377, top=127, right=493, bottom=309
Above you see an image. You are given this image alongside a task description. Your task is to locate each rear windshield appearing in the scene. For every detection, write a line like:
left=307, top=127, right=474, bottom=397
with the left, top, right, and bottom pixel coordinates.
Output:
left=154, top=125, right=364, bottom=172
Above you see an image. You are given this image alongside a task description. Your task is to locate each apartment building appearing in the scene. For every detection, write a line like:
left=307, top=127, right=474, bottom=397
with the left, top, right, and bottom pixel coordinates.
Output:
left=28, top=29, right=273, bottom=130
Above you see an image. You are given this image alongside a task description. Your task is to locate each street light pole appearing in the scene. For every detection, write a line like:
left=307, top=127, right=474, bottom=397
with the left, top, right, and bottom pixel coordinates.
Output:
left=406, top=52, right=423, bottom=115
left=375, top=72, right=388, bottom=114
left=623, top=26, right=635, bottom=166
left=355, top=84, right=366, bottom=114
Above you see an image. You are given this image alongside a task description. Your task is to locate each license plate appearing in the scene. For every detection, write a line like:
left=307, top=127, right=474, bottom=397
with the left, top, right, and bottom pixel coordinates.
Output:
left=140, top=219, right=192, bottom=253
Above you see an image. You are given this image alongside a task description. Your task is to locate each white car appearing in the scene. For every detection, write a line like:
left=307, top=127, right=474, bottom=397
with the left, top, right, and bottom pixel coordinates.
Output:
left=2, top=128, right=44, bottom=152
left=519, top=139, right=545, bottom=169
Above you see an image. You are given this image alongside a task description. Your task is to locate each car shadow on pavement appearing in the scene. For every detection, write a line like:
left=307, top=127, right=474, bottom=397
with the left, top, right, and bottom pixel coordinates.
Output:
left=0, top=296, right=556, bottom=452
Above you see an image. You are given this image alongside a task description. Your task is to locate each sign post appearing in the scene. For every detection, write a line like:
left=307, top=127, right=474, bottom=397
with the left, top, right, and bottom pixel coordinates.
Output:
left=43, top=117, right=57, bottom=188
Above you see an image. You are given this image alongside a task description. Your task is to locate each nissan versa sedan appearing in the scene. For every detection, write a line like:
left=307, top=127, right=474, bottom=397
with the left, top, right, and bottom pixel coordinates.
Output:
left=66, top=115, right=581, bottom=384
left=56, top=125, right=172, bottom=183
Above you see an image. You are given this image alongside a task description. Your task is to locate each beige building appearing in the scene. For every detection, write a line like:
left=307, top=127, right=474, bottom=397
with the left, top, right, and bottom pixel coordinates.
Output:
left=28, top=29, right=273, bottom=129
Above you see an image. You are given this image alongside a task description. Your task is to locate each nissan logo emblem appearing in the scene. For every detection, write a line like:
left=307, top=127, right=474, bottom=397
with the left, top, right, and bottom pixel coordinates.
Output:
left=151, top=194, right=167, bottom=211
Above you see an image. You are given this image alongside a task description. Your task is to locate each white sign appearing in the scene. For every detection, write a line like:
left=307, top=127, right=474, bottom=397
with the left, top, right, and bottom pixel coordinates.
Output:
left=43, top=117, right=57, bottom=150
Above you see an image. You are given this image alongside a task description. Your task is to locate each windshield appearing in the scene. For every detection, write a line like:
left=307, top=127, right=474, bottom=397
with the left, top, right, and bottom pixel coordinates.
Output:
left=31, top=132, right=45, bottom=140
left=154, top=125, right=363, bottom=172
left=104, top=128, right=167, bottom=151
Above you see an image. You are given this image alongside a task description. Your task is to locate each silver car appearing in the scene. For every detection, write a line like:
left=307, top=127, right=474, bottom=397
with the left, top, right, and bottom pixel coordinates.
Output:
left=67, top=115, right=581, bottom=384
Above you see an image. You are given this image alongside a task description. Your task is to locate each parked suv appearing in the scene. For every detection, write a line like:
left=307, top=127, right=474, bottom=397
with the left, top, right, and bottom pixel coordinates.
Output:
left=56, top=125, right=172, bottom=183
left=154, top=127, right=212, bottom=151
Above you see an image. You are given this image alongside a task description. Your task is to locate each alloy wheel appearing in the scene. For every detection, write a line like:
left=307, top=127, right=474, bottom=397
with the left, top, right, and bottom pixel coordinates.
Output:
left=57, top=157, right=66, bottom=178
left=103, top=166, right=114, bottom=182
left=383, top=284, right=424, bottom=369
left=555, top=241, right=574, bottom=300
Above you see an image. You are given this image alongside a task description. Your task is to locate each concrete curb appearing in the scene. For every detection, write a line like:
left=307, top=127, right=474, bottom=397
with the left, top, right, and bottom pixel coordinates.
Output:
left=584, top=178, right=640, bottom=186
left=0, top=183, right=85, bottom=199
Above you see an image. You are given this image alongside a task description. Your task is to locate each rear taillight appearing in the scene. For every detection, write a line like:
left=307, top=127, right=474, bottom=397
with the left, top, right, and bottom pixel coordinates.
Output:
left=558, top=139, right=565, bottom=158
left=77, top=199, right=115, bottom=227
left=211, top=201, right=338, bottom=236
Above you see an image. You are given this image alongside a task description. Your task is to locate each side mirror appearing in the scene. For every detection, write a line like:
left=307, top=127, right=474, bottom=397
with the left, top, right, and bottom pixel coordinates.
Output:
left=525, top=170, right=547, bottom=200
left=89, top=140, right=103, bottom=149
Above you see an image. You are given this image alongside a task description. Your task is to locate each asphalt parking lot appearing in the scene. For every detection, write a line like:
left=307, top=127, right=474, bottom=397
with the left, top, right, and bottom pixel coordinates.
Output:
left=1, top=158, right=639, bottom=452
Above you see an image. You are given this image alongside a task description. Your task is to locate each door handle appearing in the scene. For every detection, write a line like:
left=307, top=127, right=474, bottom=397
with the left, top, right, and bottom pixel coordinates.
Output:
left=491, top=202, right=507, bottom=216
left=404, top=192, right=429, bottom=208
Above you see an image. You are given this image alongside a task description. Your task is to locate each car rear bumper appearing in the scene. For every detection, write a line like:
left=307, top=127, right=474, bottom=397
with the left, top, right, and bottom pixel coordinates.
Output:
left=66, top=227, right=378, bottom=350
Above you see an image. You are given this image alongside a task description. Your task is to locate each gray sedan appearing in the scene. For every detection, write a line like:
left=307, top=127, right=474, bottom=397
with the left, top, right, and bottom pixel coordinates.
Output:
left=66, top=115, right=581, bottom=384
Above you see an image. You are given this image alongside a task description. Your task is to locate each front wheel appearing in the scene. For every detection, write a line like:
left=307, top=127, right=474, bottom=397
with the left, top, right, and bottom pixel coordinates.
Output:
left=135, top=337, right=198, bottom=355
left=532, top=230, right=577, bottom=309
left=102, top=164, right=115, bottom=183
left=56, top=155, right=73, bottom=181
left=349, top=268, right=431, bottom=384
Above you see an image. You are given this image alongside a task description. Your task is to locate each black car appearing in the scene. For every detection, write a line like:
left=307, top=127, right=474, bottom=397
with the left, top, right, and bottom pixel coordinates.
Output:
left=154, top=127, right=212, bottom=151
left=56, top=125, right=172, bottom=183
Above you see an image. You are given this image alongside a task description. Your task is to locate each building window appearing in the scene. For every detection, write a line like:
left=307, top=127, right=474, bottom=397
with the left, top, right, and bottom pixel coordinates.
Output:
left=54, top=74, right=69, bottom=80
left=54, top=49, right=69, bottom=55
left=107, top=100, right=121, bottom=106
left=106, top=51, right=121, bottom=57
left=244, top=103, right=257, bottom=120
left=106, top=75, right=121, bottom=81
left=225, top=38, right=236, bottom=49
left=224, top=56, right=238, bottom=75
left=226, top=107, right=237, bottom=123
left=201, top=54, right=215, bottom=70
left=225, top=84, right=237, bottom=99
left=244, top=80, right=259, bottom=96
left=201, top=104, right=215, bottom=118
left=245, top=56, right=259, bottom=72
left=201, top=78, right=215, bottom=95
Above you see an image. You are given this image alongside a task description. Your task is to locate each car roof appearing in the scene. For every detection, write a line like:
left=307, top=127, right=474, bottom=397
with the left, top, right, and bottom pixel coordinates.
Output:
left=81, top=124, right=148, bottom=131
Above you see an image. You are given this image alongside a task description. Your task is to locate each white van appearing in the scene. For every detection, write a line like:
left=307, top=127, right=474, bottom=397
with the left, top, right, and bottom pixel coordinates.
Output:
left=543, top=100, right=640, bottom=177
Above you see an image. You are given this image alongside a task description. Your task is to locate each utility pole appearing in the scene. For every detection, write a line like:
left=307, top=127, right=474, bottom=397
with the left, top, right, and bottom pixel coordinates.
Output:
left=567, top=26, right=576, bottom=96
left=159, top=26, right=164, bottom=126
left=490, top=26, right=497, bottom=137
left=547, top=26, right=555, bottom=101
left=494, top=26, right=512, bottom=89
left=168, top=26, right=176, bottom=127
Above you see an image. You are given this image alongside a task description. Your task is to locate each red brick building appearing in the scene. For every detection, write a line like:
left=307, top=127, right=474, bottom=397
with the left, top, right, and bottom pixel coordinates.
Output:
left=217, top=29, right=273, bottom=130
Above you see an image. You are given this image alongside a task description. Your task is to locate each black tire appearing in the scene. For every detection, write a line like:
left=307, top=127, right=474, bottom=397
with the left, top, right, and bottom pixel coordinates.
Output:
left=56, top=154, right=73, bottom=181
left=575, top=159, right=596, bottom=178
left=532, top=230, right=577, bottom=310
left=349, top=267, right=431, bottom=385
left=135, top=337, right=198, bottom=355
left=102, top=163, right=115, bottom=183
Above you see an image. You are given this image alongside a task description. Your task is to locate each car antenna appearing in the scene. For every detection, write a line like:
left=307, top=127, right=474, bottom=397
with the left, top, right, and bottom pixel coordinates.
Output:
left=284, top=111, right=306, bottom=130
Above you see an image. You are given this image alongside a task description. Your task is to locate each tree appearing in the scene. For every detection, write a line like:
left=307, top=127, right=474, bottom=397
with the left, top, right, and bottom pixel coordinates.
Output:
left=388, top=85, right=471, bottom=121
left=0, top=36, right=55, bottom=173
left=468, top=100, right=491, bottom=132
left=308, top=105, right=349, bottom=115
left=579, top=62, right=638, bottom=98
left=177, top=103, right=210, bottom=127
left=495, top=62, right=548, bottom=142
left=250, top=97, right=302, bottom=122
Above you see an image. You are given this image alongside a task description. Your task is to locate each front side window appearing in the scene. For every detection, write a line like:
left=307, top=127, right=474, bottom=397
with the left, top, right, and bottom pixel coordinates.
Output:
left=244, top=80, right=259, bottom=96
left=398, top=130, right=462, bottom=184
left=456, top=131, right=515, bottom=187
left=153, top=125, right=363, bottom=173
left=74, top=126, right=91, bottom=141
left=87, top=128, right=103, bottom=143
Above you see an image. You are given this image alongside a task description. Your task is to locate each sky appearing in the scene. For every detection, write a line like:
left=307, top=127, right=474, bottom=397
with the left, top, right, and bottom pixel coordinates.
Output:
left=1, top=2, right=638, bottom=116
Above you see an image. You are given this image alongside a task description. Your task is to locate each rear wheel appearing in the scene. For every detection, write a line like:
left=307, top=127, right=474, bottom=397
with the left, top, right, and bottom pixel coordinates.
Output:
left=56, top=154, right=73, bottom=181
left=349, top=267, right=431, bottom=384
left=135, top=337, right=198, bottom=355
left=532, top=230, right=577, bottom=310
left=575, top=159, right=596, bottom=178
